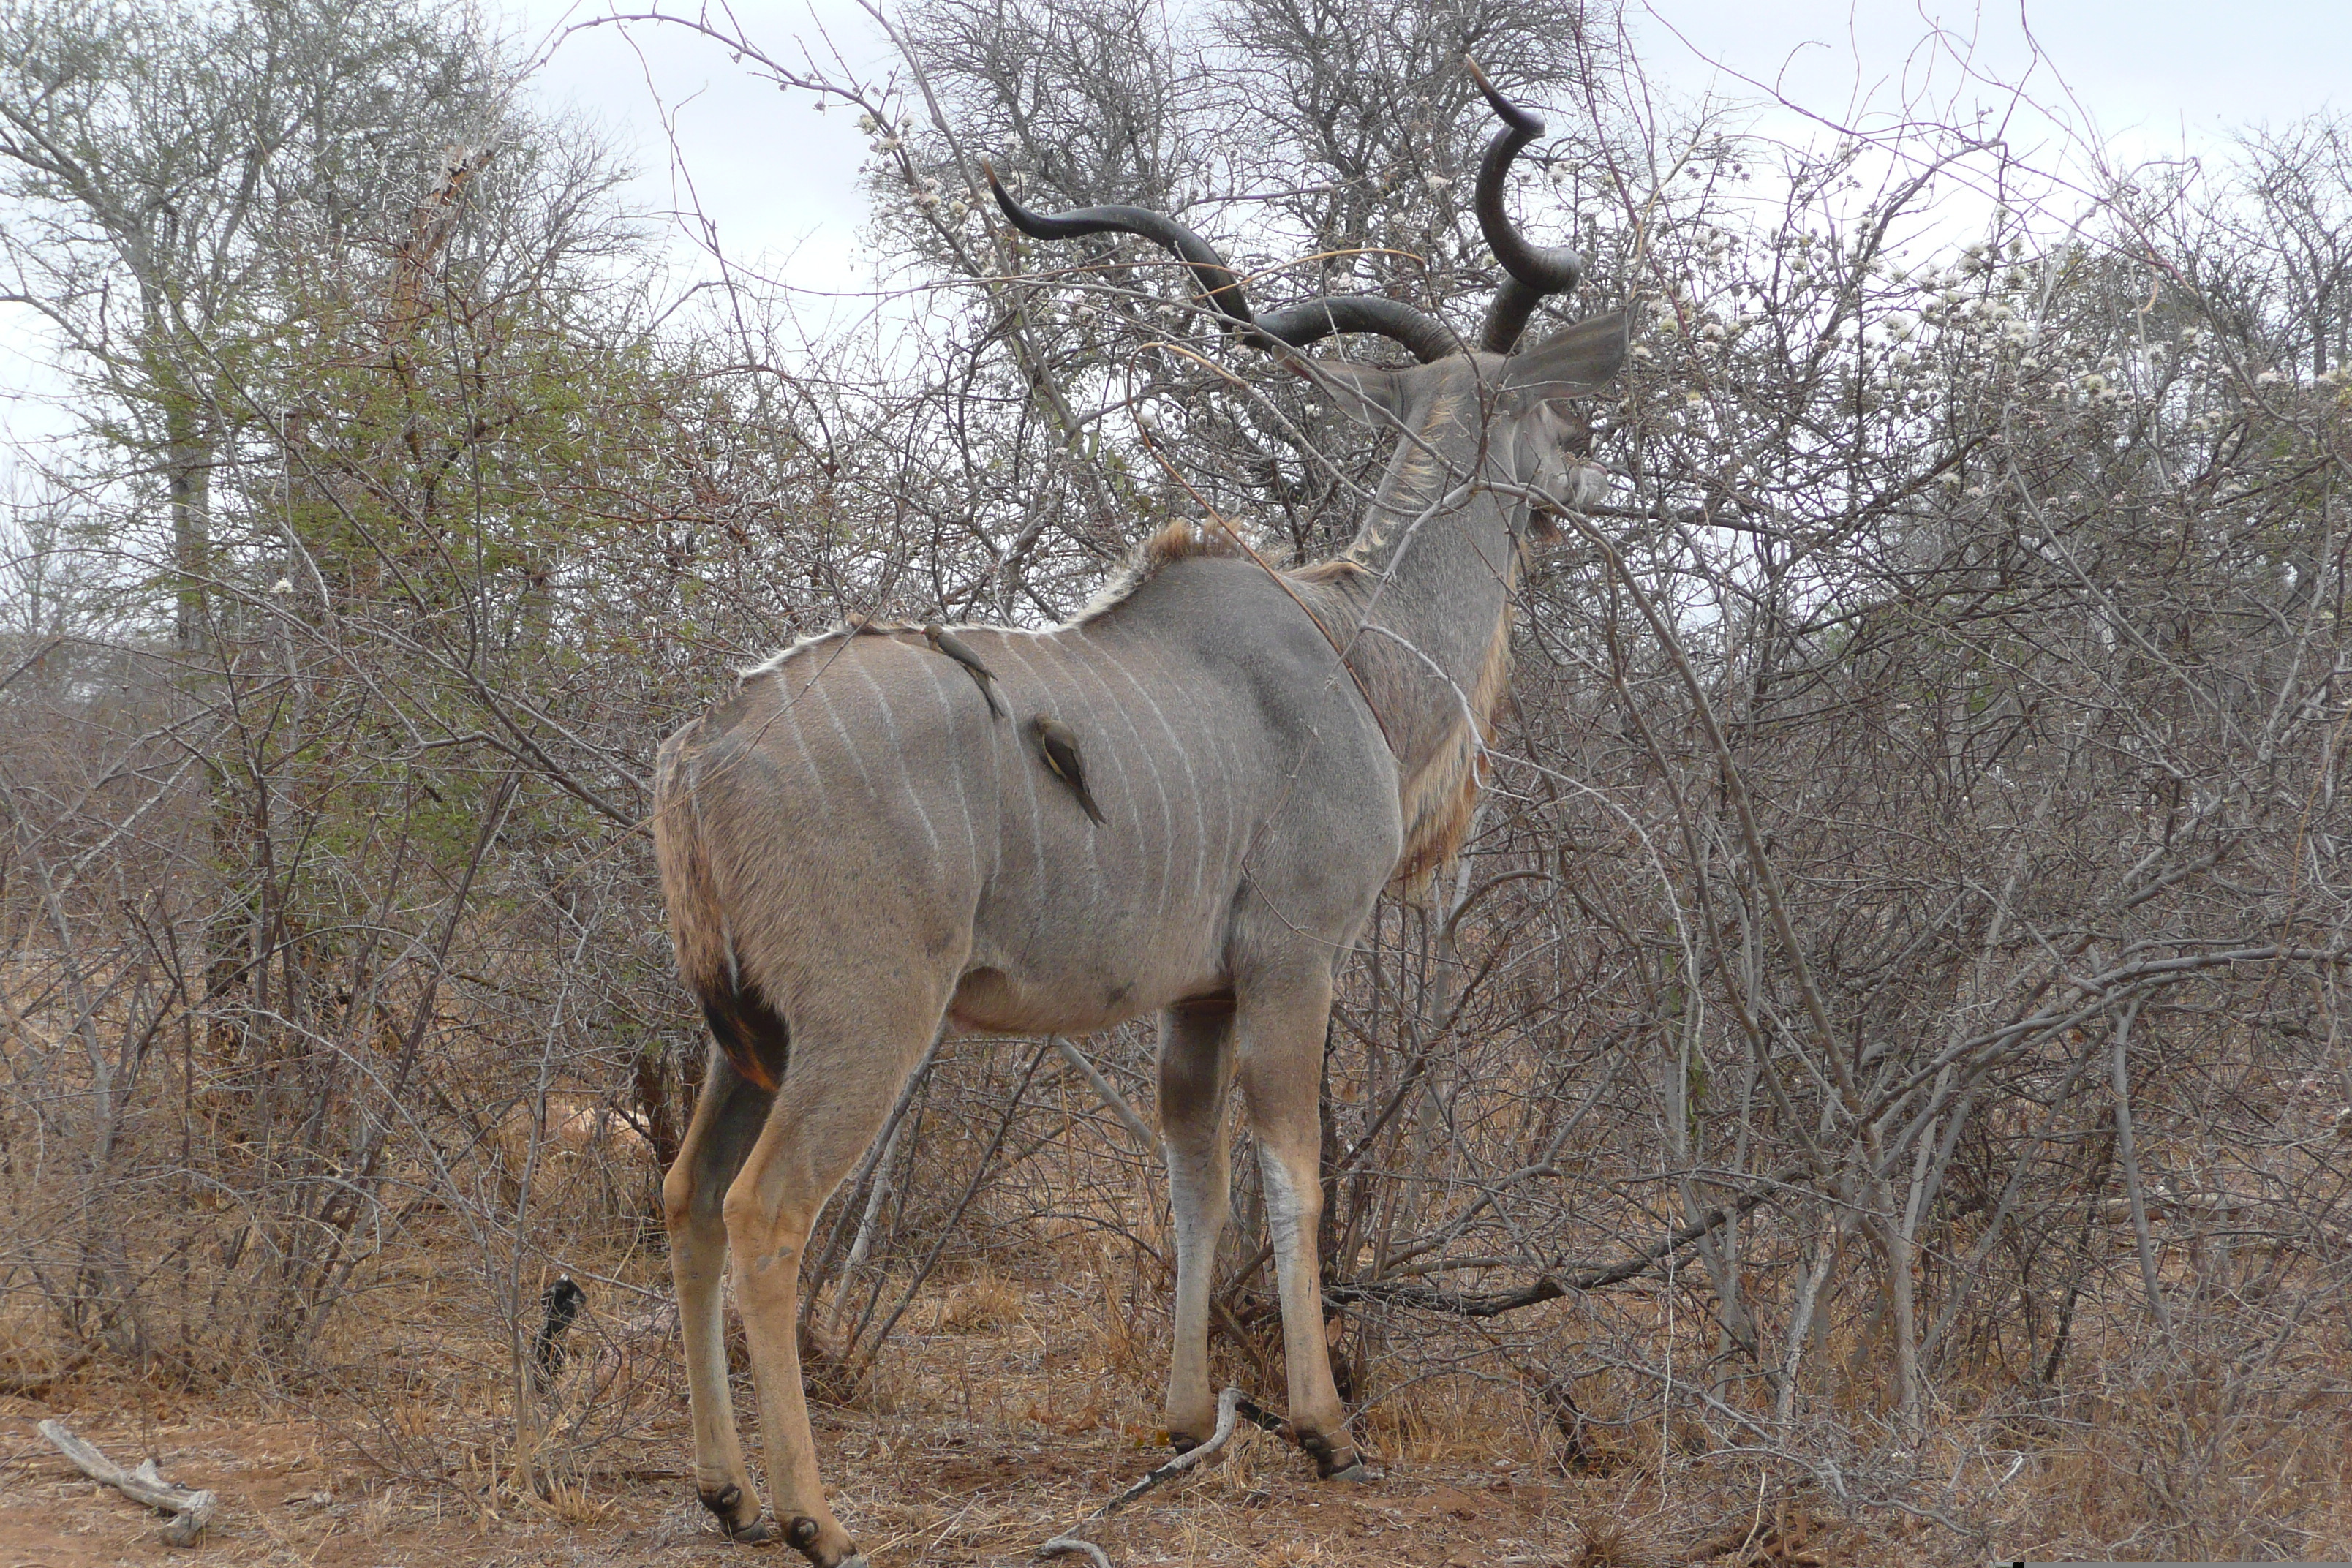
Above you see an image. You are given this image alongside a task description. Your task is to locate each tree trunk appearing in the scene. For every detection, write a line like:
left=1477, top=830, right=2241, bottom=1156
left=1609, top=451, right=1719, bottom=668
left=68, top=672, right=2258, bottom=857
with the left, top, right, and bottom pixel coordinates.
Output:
left=160, top=375, right=212, bottom=656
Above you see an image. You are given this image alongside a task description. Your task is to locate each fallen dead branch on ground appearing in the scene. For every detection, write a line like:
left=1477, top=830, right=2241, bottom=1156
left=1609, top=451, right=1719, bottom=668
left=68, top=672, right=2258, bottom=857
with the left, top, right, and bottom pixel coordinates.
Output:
left=37, top=1418, right=218, bottom=1546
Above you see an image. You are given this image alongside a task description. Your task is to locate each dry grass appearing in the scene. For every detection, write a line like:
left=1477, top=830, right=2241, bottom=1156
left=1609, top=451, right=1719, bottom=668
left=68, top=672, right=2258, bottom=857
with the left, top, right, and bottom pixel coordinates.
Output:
left=5, top=1009, right=2347, bottom=1567
left=4, top=1039, right=2345, bottom=1568
left=10, top=1212, right=2342, bottom=1568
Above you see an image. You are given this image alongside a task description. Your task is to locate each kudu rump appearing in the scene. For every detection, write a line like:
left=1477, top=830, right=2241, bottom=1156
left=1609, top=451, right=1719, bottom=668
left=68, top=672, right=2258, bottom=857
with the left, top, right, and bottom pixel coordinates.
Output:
left=652, top=66, right=1627, bottom=1564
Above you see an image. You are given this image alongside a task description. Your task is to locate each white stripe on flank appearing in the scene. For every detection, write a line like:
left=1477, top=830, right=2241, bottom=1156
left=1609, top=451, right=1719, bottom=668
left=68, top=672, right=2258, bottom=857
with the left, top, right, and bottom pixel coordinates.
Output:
left=1097, top=638, right=1205, bottom=918
left=1031, top=636, right=1128, bottom=815
left=1071, top=630, right=1175, bottom=932
left=1030, top=638, right=1115, bottom=905
left=851, top=655, right=942, bottom=862
left=1161, top=638, right=1240, bottom=894
left=810, top=678, right=882, bottom=804
left=1213, top=668, right=1245, bottom=892
left=769, top=668, right=832, bottom=813
left=911, top=655, right=982, bottom=887
left=989, top=638, right=1059, bottom=924
left=979, top=635, right=1008, bottom=886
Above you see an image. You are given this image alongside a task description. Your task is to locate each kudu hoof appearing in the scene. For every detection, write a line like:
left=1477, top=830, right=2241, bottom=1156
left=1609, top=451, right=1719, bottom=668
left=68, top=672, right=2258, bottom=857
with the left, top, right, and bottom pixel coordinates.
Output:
left=1297, top=1430, right=1376, bottom=1482
left=699, top=1483, right=774, bottom=1544
left=783, top=1513, right=866, bottom=1568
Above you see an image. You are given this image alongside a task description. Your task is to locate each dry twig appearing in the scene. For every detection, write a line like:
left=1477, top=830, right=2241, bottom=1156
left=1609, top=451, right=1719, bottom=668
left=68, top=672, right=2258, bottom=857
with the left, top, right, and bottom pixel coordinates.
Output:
left=1032, top=1386, right=1265, bottom=1568
left=1098, top=1386, right=1252, bottom=1515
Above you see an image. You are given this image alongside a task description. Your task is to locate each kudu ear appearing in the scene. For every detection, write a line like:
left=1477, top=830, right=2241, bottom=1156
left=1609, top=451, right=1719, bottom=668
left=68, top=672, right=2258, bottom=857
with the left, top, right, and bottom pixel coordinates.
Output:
left=1293, top=355, right=1411, bottom=428
left=1499, top=309, right=1632, bottom=402
left=1500, top=310, right=1629, bottom=534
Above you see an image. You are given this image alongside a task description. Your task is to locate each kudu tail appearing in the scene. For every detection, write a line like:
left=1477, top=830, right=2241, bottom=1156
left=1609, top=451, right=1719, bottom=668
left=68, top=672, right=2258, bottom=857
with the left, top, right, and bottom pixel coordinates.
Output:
left=653, top=725, right=788, bottom=1093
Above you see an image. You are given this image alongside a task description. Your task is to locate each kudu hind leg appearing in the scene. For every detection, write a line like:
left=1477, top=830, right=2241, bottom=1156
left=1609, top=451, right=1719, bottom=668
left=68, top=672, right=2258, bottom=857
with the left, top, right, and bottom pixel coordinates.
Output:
left=724, top=1003, right=941, bottom=1568
left=1236, top=979, right=1365, bottom=1479
left=1157, top=998, right=1237, bottom=1450
left=661, top=1050, right=776, bottom=1539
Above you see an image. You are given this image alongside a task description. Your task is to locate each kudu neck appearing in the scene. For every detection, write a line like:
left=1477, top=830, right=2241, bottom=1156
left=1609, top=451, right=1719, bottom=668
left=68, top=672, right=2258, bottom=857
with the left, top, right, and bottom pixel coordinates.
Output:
left=1325, top=392, right=1520, bottom=812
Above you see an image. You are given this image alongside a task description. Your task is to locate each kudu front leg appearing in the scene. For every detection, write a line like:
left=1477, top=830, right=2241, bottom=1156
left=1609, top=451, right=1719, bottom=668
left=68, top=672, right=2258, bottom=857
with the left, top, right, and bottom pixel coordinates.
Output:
left=660, top=1052, right=776, bottom=1542
left=1156, top=998, right=1237, bottom=1450
left=1237, top=981, right=1366, bottom=1480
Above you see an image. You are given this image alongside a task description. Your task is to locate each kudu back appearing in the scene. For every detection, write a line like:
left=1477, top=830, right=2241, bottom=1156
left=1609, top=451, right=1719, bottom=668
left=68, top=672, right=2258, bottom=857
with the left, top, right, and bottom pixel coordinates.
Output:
left=652, top=64, right=1628, bottom=1566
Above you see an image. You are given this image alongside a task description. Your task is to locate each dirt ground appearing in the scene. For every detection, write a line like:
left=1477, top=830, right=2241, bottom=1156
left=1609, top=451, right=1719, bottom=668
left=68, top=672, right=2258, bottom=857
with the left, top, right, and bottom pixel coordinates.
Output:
left=0, top=1237, right=1954, bottom=1568
left=0, top=1402, right=1724, bottom=1568
left=0, top=1273, right=1906, bottom=1568
left=15, top=1240, right=2328, bottom=1567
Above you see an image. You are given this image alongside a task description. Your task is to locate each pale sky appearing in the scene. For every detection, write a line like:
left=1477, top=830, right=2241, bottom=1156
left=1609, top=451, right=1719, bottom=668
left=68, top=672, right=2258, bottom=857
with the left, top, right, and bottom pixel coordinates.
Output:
left=1646, top=0, right=2344, bottom=143
left=508, top=0, right=2348, bottom=291
left=2, top=0, right=2343, bottom=465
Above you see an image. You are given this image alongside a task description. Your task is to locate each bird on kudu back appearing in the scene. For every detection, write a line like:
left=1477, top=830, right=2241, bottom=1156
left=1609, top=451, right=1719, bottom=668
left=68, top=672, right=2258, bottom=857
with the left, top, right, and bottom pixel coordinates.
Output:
left=1028, top=714, right=1107, bottom=824
left=924, top=621, right=1006, bottom=719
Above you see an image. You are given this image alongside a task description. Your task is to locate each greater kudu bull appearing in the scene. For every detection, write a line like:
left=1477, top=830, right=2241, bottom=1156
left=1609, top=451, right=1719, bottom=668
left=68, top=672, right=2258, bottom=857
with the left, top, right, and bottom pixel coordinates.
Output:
left=652, top=66, right=1628, bottom=1565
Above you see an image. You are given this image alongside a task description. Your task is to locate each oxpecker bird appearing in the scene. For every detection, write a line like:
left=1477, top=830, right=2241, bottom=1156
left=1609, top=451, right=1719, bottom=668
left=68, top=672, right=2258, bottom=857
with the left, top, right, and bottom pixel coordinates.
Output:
left=1028, top=715, right=1107, bottom=825
left=923, top=622, right=1006, bottom=720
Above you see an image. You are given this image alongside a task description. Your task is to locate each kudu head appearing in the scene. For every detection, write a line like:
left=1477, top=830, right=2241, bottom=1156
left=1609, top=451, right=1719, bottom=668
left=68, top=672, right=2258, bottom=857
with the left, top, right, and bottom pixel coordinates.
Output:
left=987, top=61, right=1629, bottom=542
